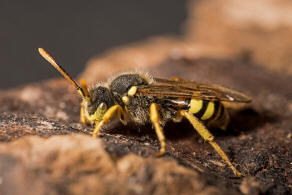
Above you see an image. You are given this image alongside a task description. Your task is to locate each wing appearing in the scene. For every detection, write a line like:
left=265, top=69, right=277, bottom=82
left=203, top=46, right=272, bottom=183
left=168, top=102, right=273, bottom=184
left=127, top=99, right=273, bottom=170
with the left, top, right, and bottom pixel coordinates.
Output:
left=136, top=78, right=252, bottom=103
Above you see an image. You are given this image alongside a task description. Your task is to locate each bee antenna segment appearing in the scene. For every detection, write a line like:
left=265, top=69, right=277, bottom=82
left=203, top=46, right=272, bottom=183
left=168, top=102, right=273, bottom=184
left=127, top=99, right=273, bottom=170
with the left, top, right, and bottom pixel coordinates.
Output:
left=38, top=48, right=89, bottom=101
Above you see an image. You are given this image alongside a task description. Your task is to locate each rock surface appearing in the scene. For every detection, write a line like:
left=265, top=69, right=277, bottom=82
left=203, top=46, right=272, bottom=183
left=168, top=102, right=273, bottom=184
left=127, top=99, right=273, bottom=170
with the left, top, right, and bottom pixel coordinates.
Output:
left=1, top=135, right=232, bottom=195
left=1, top=55, right=291, bottom=194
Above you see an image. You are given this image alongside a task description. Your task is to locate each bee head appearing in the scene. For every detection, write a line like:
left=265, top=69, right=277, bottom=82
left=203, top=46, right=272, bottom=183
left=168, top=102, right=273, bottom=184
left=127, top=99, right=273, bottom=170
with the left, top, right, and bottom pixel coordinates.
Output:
left=38, top=48, right=115, bottom=122
left=86, top=86, right=115, bottom=121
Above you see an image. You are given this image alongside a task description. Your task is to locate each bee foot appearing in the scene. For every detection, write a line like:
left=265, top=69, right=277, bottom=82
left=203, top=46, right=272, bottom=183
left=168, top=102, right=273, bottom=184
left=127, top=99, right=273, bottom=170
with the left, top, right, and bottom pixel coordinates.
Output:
left=155, top=150, right=165, bottom=157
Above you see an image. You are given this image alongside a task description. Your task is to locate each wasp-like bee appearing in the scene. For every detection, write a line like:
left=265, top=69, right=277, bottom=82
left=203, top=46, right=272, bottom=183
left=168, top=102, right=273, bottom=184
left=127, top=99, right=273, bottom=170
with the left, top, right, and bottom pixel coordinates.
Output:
left=39, top=48, right=251, bottom=177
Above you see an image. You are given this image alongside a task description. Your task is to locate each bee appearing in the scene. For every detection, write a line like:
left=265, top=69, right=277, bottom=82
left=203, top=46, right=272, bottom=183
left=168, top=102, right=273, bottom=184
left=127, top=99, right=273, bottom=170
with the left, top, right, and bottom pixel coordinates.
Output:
left=39, top=48, right=251, bottom=177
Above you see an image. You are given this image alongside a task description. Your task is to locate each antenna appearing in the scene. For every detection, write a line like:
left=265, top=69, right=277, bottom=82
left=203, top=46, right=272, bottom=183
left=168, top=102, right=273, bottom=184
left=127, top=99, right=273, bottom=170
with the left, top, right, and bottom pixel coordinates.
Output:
left=38, top=48, right=90, bottom=102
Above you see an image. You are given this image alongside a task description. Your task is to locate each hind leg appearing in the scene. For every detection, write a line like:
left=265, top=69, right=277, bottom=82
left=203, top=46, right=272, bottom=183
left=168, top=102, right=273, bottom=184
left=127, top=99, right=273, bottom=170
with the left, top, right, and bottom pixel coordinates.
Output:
left=179, top=110, right=241, bottom=177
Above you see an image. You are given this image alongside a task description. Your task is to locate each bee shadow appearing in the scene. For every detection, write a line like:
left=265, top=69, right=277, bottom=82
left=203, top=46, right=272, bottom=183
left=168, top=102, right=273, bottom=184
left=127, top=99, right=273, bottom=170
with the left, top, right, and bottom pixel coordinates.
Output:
left=105, top=119, right=196, bottom=141
left=106, top=120, right=206, bottom=142
left=104, top=120, right=157, bottom=138
left=163, top=107, right=280, bottom=140
left=104, top=107, right=279, bottom=141
left=213, top=107, right=279, bottom=137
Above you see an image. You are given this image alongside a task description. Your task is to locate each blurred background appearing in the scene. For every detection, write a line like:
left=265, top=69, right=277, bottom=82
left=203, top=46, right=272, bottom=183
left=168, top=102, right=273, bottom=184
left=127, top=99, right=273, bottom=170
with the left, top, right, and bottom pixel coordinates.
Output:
left=0, top=0, right=187, bottom=89
left=2, top=0, right=292, bottom=90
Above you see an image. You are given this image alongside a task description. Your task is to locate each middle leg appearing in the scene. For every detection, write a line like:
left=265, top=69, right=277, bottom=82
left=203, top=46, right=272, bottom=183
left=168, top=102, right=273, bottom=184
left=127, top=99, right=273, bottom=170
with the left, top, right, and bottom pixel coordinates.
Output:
left=149, top=103, right=166, bottom=157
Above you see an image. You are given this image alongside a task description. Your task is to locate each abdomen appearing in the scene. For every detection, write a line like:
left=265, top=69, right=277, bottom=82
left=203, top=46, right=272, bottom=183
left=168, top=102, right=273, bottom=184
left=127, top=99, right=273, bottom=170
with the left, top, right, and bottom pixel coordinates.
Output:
left=189, top=99, right=230, bottom=130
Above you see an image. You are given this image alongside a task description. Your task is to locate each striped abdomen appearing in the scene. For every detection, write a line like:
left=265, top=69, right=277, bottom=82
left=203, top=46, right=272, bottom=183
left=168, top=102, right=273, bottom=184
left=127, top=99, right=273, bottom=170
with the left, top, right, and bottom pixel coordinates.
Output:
left=189, top=99, right=230, bottom=130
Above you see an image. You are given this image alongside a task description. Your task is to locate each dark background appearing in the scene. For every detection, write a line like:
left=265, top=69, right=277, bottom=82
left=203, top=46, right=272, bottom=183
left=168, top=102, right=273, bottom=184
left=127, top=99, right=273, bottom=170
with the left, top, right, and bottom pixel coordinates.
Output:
left=0, top=0, right=187, bottom=89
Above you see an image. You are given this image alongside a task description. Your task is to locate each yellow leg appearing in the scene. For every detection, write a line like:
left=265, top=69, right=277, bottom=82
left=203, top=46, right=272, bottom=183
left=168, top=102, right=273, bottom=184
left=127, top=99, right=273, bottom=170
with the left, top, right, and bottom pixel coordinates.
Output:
left=92, top=105, right=127, bottom=137
left=80, top=101, right=90, bottom=125
left=171, top=76, right=185, bottom=82
left=79, top=78, right=90, bottom=98
left=179, top=110, right=242, bottom=177
left=79, top=79, right=91, bottom=125
left=150, top=103, right=166, bottom=157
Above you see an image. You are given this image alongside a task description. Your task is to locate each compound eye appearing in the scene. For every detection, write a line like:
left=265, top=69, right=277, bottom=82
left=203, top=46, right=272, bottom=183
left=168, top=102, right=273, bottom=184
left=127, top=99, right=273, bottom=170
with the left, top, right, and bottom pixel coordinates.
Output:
left=98, top=102, right=107, bottom=111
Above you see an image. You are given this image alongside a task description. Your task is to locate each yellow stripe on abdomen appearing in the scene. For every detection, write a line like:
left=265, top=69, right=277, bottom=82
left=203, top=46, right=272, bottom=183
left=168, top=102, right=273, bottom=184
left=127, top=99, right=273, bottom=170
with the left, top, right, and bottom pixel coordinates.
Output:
left=189, top=99, right=203, bottom=114
left=201, top=102, right=215, bottom=120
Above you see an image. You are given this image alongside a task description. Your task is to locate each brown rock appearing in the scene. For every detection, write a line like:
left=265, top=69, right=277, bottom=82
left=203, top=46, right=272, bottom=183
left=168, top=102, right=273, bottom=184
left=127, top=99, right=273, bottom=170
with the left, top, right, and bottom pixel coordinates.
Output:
left=1, top=2, right=292, bottom=193
left=0, top=135, right=237, bottom=195
left=1, top=55, right=292, bottom=194
left=186, top=0, right=292, bottom=75
left=240, top=177, right=262, bottom=195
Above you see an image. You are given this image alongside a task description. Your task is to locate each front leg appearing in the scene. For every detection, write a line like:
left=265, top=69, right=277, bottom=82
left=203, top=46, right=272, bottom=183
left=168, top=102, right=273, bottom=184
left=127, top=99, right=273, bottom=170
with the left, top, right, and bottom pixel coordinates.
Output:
left=92, top=105, right=127, bottom=137
left=80, top=100, right=90, bottom=125
left=79, top=79, right=91, bottom=125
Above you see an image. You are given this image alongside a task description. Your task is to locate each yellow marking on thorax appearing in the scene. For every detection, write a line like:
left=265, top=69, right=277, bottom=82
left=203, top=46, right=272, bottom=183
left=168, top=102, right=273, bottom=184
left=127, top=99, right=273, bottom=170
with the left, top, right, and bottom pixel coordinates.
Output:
left=201, top=102, right=215, bottom=120
left=128, top=86, right=137, bottom=96
left=189, top=99, right=203, bottom=114
left=122, top=96, right=129, bottom=104
left=124, top=86, right=136, bottom=106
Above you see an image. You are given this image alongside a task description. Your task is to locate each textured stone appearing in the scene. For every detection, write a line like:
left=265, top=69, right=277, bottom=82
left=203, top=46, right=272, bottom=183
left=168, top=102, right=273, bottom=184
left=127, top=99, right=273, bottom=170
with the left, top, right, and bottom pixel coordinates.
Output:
left=0, top=135, right=237, bottom=195
left=1, top=55, right=291, bottom=194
